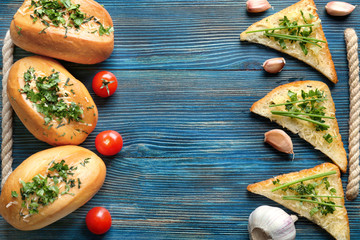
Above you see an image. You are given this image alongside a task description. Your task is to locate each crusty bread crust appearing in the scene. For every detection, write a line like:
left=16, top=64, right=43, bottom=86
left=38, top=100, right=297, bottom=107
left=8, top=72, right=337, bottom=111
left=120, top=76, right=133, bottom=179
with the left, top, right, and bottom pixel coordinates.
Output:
left=248, top=163, right=349, bottom=240
left=10, top=0, right=114, bottom=64
left=240, top=0, right=337, bottom=83
left=7, top=56, right=98, bottom=146
left=251, top=80, right=347, bottom=172
left=0, top=146, right=106, bottom=231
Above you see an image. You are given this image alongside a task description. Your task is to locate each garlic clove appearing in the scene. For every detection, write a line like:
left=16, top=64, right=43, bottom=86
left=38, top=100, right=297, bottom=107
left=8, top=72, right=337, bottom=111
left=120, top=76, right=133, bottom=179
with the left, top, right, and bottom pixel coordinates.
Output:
left=248, top=205, right=297, bottom=240
left=264, top=129, right=293, bottom=154
left=325, top=1, right=356, bottom=17
left=262, top=57, right=286, bottom=74
left=247, top=0, right=272, bottom=13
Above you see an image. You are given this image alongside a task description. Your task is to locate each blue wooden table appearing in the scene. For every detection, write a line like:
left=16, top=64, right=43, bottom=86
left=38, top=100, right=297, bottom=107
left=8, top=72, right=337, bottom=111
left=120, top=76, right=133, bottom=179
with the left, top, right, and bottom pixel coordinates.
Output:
left=0, top=0, right=359, bottom=239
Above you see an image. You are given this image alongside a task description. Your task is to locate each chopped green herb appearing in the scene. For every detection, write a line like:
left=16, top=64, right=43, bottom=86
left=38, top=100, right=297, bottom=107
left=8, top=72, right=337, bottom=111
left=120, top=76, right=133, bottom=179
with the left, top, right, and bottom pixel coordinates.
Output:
left=77, top=178, right=81, bottom=189
left=80, top=158, right=90, bottom=167
left=310, top=207, right=319, bottom=216
left=87, top=105, right=94, bottom=110
left=99, top=24, right=114, bottom=36
left=272, top=179, right=280, bottom=185
left=16, top=25, right=22, bottom=35
left=56, top=120, right=66, bottom=129
left=11, top=191, right=18, bottom=198
left=64, top=78, right=73, bottom=86
left=20, top=67, right=83, bottom=126
left=323, top=133, right=333, bottom=143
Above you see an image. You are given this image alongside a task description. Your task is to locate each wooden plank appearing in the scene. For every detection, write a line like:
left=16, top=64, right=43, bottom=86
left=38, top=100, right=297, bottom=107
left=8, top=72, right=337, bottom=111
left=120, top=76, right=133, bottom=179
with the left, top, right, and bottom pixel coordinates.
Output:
left=0, top=0, right=359, bottom=239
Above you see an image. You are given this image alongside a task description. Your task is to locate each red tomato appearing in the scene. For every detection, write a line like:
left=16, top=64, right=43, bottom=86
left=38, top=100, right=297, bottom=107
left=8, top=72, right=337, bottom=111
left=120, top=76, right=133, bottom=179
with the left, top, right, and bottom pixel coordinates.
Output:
left=86, top=207, right=112, bottom=235
left=95, top=130, right=123, bottom=156
left=92, top=71, right=118, bottom=97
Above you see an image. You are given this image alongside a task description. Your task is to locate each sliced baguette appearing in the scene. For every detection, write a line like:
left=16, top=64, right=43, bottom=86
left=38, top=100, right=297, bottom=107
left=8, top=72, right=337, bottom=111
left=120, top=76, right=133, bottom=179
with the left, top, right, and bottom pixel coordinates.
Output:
left=240, top=0, right=337, bottom=83
left=251, top=80, right=347, bottom=172
left=248, top=163, right=349, bottom=240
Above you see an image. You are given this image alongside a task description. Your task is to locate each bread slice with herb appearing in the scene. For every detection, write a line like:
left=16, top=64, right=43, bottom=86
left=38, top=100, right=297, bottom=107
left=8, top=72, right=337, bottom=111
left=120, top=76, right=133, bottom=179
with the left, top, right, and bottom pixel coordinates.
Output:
left=247, top=163, right=349, bottom=240
left=240, top=0, right=337, bottom=83
left=251, top=80, right=347, bottom=172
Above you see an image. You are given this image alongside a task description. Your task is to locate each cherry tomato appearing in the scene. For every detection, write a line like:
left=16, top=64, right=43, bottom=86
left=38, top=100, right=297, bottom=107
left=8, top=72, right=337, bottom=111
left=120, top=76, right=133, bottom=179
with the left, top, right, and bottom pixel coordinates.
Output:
left=95, top=130, right=123, bottom=156
left=86, top=207, right=112, bottom=235
left=92, top=71, right=118, bottom=97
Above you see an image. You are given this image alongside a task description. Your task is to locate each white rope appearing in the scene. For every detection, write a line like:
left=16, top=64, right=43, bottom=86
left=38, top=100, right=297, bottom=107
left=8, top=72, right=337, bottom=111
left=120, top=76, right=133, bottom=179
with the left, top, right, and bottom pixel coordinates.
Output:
left=1, top=30, right=14, bottom=188
left=344, top=28, right=360, bottom=201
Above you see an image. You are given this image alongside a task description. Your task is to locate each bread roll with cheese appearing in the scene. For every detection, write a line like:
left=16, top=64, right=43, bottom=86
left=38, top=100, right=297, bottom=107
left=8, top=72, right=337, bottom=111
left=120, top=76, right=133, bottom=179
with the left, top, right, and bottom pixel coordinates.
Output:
left=10, top=0, right=114, bottom=64
left=0, top=146, right=106, bottom=231
left=7, top=55, right=98, bottom=146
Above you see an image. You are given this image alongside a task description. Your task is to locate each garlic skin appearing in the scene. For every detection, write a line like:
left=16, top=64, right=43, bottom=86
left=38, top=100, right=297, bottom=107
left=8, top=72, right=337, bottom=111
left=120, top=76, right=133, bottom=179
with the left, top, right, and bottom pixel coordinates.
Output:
left=325, top=1, right=356, bottom=16
left=247, top=0, right=272, bottom=13
left=263, top=57, right=286, bottom=74
left=248, top=205, right=298, bottom=240
left=264, top=129, right=293, bottom=154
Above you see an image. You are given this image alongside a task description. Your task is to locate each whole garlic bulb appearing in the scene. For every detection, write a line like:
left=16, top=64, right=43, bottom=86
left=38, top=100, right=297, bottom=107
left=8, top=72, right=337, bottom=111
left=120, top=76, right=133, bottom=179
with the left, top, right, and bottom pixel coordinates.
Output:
left=248, top=205, right=297, bottom=240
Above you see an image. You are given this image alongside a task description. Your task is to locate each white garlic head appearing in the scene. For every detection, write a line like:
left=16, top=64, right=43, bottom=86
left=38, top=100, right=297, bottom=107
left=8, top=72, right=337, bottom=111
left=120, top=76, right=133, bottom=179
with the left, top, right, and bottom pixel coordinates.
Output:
left=248, top=205, right=297, bottom=240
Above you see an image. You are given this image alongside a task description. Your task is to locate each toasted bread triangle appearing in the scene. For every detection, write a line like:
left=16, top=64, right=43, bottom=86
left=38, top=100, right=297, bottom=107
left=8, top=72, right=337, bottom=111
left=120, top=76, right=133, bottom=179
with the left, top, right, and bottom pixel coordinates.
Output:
left=251, top=80, right=347, bottom=172
left=248, top=163, right=349, bottom=240
left=240, top=0, right=337, bottom=83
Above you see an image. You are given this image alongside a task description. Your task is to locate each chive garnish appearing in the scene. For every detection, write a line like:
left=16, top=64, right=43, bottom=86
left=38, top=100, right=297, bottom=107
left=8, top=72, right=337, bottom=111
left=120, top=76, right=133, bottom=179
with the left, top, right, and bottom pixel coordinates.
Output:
left=271, top=111, right=335, bottom=119
left=272, top=171, right=337, bottom=192
left=269, top=98, right=327, bottom=107
left=282, top=197, right=343, bottom=208
left=283, top=195, right=342, bottom=198
left=246, top=24, right=315, bottom=33
left=271, top=112, right=330, bottom=129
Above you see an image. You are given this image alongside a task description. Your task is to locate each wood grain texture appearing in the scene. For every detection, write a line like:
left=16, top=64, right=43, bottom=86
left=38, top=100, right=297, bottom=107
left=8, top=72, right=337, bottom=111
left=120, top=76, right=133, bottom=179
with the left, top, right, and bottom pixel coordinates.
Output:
left=0, top=0, right=359, bottom=239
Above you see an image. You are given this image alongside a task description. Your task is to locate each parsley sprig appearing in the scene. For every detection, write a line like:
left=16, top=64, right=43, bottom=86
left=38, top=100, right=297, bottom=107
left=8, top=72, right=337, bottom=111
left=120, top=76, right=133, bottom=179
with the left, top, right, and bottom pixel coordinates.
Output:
left=20, top=67, right=83, bottom=126
left=270, top=88, right=334, bottom=143
left=246, top=11, right=324, bottom=55
left=29, top=0, right=113, bottom=37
